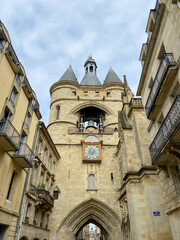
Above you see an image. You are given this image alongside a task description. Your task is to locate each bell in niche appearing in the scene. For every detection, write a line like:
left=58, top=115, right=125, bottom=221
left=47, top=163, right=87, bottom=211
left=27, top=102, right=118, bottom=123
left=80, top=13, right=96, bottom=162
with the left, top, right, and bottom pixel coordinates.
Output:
left=86, top=120, right=96, bottom=129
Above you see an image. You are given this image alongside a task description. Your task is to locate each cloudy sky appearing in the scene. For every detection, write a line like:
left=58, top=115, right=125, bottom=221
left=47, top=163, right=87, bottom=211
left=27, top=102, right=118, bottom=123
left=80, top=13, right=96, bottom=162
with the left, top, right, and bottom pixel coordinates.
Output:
left=1, top=0, right=155, bottom=125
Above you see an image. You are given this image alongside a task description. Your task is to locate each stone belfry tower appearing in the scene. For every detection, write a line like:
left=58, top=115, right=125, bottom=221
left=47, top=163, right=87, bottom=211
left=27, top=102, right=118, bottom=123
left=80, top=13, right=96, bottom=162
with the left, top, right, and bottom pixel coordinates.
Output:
left=48, top=56, right=125, bottom=240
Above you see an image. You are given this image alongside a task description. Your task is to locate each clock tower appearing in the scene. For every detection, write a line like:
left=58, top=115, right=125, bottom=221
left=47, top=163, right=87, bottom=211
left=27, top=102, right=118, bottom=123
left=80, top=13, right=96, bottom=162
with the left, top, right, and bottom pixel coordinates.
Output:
left=48, top=55, right=124, bottom=240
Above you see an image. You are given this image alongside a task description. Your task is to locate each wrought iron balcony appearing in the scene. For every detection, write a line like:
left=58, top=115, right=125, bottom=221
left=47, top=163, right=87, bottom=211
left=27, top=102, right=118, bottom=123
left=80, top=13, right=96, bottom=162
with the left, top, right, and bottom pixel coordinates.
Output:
left=12, top=142, right=33, bottom=168
left=0, top=119, right=20, bottom=151
left=149, top=95, right=180, bottom=163
left=145, top=53, right=176, bottom=118
left=37, top=189, right=54, bottom=208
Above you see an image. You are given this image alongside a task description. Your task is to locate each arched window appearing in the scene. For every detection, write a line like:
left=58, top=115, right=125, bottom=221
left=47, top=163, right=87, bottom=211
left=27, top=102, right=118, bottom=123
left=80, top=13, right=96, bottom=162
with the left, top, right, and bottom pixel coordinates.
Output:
left=88, top=174, right=95, bottom=189
left=89, top=66, right=93, bottom=72
left=56, top=106, right=60, bottom=119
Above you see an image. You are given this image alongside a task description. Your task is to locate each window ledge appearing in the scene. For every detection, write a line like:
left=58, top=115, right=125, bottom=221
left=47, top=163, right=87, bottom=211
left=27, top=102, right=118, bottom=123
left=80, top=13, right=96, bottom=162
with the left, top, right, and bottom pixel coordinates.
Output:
left=86, top=188, right=98, bottom=191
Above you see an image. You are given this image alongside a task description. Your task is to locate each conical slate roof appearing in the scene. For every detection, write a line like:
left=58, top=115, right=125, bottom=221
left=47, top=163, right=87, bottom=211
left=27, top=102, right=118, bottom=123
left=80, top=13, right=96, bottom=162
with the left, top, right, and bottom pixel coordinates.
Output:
left=59, top=65, right=78, bottom=83
left=103, top=67, right=122, bottom=84
left=80, top=73, right=101, bottom=86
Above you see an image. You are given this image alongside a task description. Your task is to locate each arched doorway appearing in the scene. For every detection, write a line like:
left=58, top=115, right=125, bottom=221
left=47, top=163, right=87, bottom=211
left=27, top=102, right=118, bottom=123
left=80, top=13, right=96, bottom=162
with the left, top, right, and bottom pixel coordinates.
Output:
left=56, top=198, right=121, bottom=240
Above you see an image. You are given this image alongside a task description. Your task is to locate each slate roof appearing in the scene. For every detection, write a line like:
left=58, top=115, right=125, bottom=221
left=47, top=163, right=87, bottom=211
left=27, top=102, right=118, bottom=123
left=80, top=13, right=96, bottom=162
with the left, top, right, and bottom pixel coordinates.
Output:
left=80, top=72, right=102, bottom=86
left=59, top=65, right=78, bottom=83
left=103, top=67, right=122, bottom=84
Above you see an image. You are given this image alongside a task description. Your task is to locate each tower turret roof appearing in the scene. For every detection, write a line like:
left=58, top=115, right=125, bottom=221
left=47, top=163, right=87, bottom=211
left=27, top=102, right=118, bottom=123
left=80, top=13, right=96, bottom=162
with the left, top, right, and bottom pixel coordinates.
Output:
left=59, top=65, right=78, bottom=83
left=103, top=67, right=122, bottom=84
left=80, top=55, right=101, bottom=86
left=80, top=73, right=101, bottom=86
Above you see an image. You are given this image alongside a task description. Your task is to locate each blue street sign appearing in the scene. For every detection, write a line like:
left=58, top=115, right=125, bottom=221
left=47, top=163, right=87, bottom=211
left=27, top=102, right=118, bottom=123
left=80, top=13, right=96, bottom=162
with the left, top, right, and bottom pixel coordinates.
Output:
left=153, top=211, right=160, bottom=216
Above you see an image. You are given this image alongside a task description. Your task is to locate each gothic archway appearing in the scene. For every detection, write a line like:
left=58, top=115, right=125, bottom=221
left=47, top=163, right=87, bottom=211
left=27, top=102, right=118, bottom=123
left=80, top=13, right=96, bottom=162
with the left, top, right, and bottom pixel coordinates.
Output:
left=57, top=198, right=121, bottom=240
left=70, top=101, right=114, bottom=116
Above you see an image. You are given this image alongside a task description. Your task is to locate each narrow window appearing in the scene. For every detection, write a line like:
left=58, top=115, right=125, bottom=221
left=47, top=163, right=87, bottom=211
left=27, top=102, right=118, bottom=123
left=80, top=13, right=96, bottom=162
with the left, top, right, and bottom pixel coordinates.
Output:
left=16, top=74, right=22, bottom=86
left=33, top=208, right=38, bottom=225
left=90, top=66, right=93, bottom=72
left=25, top=203, right=31, bottom=222
left=53, top=190, right=59, bottom=199
left=29, top=98, right=34, bottom=109
left=43, top=148, right=48, bottom=164
left=7, top=172, right=15, bottom=199
left=107, top=91, right=111, bottom=96
left=46, top=214, right=49, bottom=229
left=40, top=212, right=44, bottom=227
left=88, top=174, right=95, bottom=189
left=37, top=138, right=42, bottom=154
left=56, top=106, right=60, bottom=119
left=9, top=87, right=18, bottom=107
left=48, top=155, right=52, bottom=169
left=3, top=108, right=11, bottom=121
left=24, top=112, right=31, bottom=129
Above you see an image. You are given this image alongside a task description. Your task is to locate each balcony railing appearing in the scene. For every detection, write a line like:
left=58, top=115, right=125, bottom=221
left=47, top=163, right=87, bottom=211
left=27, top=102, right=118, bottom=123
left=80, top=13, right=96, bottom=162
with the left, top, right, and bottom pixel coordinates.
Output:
left=149, top=95, right=180, bottom=162
left=0, top=119, right=20, bottom=151
left=68, top=127, right=114, bottom=135
left=145, top=53, right=176, bottom=118
left=37, top=189, right=54, bottom=207
left=12, top=142, right=33, bottom=168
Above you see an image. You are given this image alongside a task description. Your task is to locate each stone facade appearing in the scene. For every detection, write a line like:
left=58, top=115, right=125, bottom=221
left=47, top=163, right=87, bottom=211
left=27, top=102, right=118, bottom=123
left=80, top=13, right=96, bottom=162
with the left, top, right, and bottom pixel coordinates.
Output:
left=47, top=54, right=172, bottom=240
left=19, top=121, right=60, bottom=240
left=137, top=1, right=180, bottom=240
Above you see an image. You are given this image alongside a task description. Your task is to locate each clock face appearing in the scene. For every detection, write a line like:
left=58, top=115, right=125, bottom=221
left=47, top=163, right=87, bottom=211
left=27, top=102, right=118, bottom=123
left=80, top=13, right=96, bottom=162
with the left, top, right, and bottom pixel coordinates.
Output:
left=84, top=145, right=100, bottom=160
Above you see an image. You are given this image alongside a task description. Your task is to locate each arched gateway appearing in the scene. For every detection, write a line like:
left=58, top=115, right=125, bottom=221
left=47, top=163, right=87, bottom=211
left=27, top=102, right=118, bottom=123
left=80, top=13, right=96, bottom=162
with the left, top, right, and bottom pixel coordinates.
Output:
left=57, top=198, right=121, bottom=240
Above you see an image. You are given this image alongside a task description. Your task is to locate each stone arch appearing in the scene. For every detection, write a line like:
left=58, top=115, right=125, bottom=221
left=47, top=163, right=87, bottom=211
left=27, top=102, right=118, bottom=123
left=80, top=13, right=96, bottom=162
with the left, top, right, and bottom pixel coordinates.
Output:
left=57, top=198, right=121, bottom=240
left=70, top=101, right=114, bottom=116
left=19, top=237, right=28, bottom=240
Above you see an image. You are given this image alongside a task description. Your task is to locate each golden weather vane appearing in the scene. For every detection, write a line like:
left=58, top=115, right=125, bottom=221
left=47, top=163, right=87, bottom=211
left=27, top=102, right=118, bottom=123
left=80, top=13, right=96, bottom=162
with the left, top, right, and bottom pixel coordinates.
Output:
left=88, top=53, right=92, bottom=58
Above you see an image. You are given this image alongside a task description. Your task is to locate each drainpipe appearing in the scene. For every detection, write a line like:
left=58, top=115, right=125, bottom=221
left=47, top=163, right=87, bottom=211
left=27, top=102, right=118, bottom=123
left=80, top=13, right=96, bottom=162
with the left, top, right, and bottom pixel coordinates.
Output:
left=14, top=122, right=40, bottom=240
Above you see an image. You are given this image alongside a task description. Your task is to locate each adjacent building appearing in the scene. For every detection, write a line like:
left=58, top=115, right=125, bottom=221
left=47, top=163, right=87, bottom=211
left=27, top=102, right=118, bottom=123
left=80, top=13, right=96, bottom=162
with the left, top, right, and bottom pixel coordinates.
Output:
left=19, top=121, right=60, bottom=240
left=0, top=21, right=41, bottom=239
left=137, top=1, right=180, bottom=239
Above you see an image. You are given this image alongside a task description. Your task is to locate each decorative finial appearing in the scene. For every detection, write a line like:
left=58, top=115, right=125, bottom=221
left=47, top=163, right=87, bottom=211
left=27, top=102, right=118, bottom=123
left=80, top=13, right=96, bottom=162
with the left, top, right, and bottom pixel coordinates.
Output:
left=123, top=75, right=127, bottom=87
left=88, top=53, right=92, bottom=58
